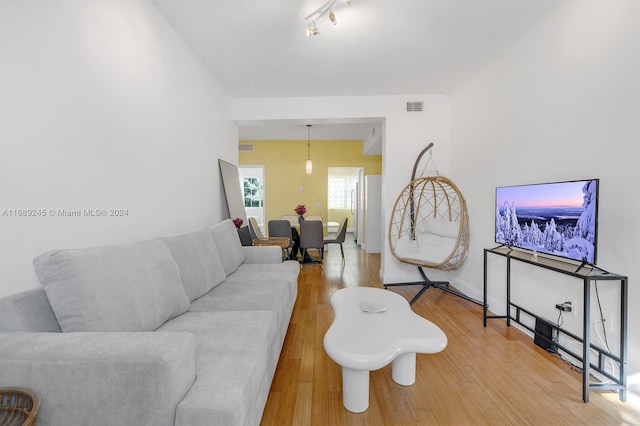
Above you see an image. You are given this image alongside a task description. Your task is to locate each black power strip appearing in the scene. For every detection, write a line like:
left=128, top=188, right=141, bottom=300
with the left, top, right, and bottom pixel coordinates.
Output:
left=555, top=302, right=572, bottom=312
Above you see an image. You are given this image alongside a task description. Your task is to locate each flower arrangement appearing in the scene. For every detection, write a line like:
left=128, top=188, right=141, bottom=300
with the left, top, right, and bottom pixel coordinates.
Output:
left=294, top=204, right=307, bottom=215
left=232, top=218, right=243, bottom=229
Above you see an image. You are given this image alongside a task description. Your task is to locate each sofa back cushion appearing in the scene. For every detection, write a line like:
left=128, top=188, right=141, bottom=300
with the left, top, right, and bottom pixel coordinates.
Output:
left=163, top=228, right=226, bottom=301
left=33, top=239, right=190, bottom=332
left=210, top=219, right=246, bottom=277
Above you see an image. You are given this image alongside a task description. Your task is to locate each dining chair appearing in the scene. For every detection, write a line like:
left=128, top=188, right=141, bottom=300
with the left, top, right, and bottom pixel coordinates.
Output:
left=281, top=215, right=299, bottom=227
left=323, top=217, right=348, bottom=259
left=248, top=217, right=264, bottom=239
left=268, top=219, right=294, bottom=259
left=299, top=220, right=324, bottom=264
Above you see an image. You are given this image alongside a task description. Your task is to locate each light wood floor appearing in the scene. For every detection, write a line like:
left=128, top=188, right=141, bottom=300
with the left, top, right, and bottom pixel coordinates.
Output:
left=261, top=242, right=640, bottom=425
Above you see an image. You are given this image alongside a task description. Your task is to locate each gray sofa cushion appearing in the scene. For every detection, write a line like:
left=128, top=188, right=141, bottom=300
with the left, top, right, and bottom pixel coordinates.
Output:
left=158, top=311, right=279, bottom=426
left=189, top=279, right=295, bottom=343
left=163, top=228, right=226, bottom=301
left=33, top=239, right=190, bottom=332
left=210, top=220, right=246, bottom=276
left=225, top=262, right=300, bottom=288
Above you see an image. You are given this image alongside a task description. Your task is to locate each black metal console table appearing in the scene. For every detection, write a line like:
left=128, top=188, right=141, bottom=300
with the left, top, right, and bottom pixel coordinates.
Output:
left=483, top=246, right=627, bottom=403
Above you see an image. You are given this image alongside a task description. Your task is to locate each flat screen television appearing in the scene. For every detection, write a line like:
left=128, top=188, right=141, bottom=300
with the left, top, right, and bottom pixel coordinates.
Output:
left=495, top=179, right=599, bottom=265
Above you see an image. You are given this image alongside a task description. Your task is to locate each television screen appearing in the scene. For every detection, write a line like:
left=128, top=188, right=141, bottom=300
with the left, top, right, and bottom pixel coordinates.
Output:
left=495, top=179, right=599, bottom=264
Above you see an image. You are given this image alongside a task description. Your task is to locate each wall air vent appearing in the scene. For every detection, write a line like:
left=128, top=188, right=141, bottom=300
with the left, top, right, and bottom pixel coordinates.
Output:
left=406, top=101, right=424, bottom=113
left=238, top=143, right=254, bottom=152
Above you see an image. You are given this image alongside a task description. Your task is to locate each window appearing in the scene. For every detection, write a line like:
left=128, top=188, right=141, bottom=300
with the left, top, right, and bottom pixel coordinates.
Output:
left=243, top=177, right=263, bottom=207
left=328, top=176, right=350, bottom=209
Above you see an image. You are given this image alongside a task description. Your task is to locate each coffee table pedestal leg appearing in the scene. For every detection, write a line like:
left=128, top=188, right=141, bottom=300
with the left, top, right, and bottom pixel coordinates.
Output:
left=392, top=352, right=416, bottom=386
left=341, top=367, right=370, bottom=413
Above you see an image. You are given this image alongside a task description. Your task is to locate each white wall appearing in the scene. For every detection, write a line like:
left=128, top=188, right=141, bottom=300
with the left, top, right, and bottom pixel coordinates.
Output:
left=364, top=175, right=382, bottom=253
left=0, top=0, right=237, bottom=298
left=450, top=0, right=640, bottom=377
left=231, top=95, right=452, bottom=282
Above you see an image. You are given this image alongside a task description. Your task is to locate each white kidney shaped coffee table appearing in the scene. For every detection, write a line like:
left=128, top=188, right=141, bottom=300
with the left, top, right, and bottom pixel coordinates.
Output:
left=323, top=287, right=447, bottom=413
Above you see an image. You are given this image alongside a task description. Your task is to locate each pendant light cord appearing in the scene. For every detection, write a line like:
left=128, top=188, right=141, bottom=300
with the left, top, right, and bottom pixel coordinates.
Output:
left=307, top=124, right=311, bottom=159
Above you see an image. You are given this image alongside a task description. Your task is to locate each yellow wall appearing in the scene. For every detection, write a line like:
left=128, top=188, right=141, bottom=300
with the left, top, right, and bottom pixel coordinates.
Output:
left=327, top=208, right=351, bottom=228
left=239, top=140, right=382, bottom=226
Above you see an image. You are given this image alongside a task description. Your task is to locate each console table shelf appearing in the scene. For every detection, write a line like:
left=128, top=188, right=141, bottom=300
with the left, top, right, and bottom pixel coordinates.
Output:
left=483, top=246, right=628, bottom=403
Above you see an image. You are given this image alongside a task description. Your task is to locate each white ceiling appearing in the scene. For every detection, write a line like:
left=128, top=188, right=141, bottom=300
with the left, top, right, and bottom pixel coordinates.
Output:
left=150, top=0, right=558, bottom=145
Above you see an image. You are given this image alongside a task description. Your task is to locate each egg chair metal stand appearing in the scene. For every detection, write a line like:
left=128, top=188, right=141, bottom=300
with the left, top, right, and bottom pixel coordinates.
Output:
left=384, top=143, right=482, bottom=306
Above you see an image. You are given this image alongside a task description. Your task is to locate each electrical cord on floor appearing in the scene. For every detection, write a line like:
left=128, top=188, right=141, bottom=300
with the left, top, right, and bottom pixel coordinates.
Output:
left=549, top=350, right=608, bottom=385
left=549, top=283, right=619, bottom=385
left=547, top=347, right=580, bottom=371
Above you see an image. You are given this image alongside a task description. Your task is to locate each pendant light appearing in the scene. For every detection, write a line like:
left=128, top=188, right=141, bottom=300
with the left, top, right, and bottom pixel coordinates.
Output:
left=305, top=124, right=313, bottom=175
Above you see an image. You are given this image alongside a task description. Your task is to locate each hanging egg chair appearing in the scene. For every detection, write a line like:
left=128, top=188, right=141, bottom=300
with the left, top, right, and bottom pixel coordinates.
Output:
left=388, top=175, right=470, bottom=270
left=384, top=143, right=481, bottom=306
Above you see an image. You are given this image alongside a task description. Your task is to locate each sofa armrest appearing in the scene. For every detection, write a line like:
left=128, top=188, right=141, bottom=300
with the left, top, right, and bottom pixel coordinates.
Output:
left=242, top=245, right=282, bottom=264
left=0, top=331, right=195, bottom=426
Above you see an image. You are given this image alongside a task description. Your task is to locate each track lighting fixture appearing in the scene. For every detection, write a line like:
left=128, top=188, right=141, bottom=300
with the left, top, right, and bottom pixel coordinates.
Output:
left=307, top=23, right=319, bottom=37
left=328, top=10, right=337, bottom=26
left=305, top=0, right=352, bottom=36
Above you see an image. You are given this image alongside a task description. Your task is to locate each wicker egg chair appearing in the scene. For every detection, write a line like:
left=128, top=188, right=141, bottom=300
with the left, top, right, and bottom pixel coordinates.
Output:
left=388, top=175, right=470, bottom=270
left=384, top=144, right=482, bottom=306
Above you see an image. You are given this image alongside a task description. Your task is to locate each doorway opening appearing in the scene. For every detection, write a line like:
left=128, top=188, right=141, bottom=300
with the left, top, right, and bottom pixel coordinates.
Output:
left=238, top=166, right=265, bottom=235
left=327, top=167, right=363, bottom=244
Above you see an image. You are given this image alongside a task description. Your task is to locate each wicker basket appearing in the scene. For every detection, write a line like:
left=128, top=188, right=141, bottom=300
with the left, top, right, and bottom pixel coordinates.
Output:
left=252, top=237, right=291, bottom=249
left=0, top=388, right=40, bottom=426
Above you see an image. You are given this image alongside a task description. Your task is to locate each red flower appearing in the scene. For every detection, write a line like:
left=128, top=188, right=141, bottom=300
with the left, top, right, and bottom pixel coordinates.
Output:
left=294, top=204, right=306, bottom=215
left=232, top=218, right=243, bottom=229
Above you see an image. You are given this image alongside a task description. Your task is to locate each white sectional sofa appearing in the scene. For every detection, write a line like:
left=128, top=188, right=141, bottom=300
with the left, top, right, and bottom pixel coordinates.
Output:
left=0, top=219, right=300, bottom=426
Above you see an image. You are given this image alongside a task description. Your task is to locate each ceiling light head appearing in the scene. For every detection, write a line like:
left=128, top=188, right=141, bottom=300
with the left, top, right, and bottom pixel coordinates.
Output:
left=307, top=23, right=319, bottom=37
left=305, top=0, right=352, bottom=36
left=328, top=10, right=337, bottom=26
